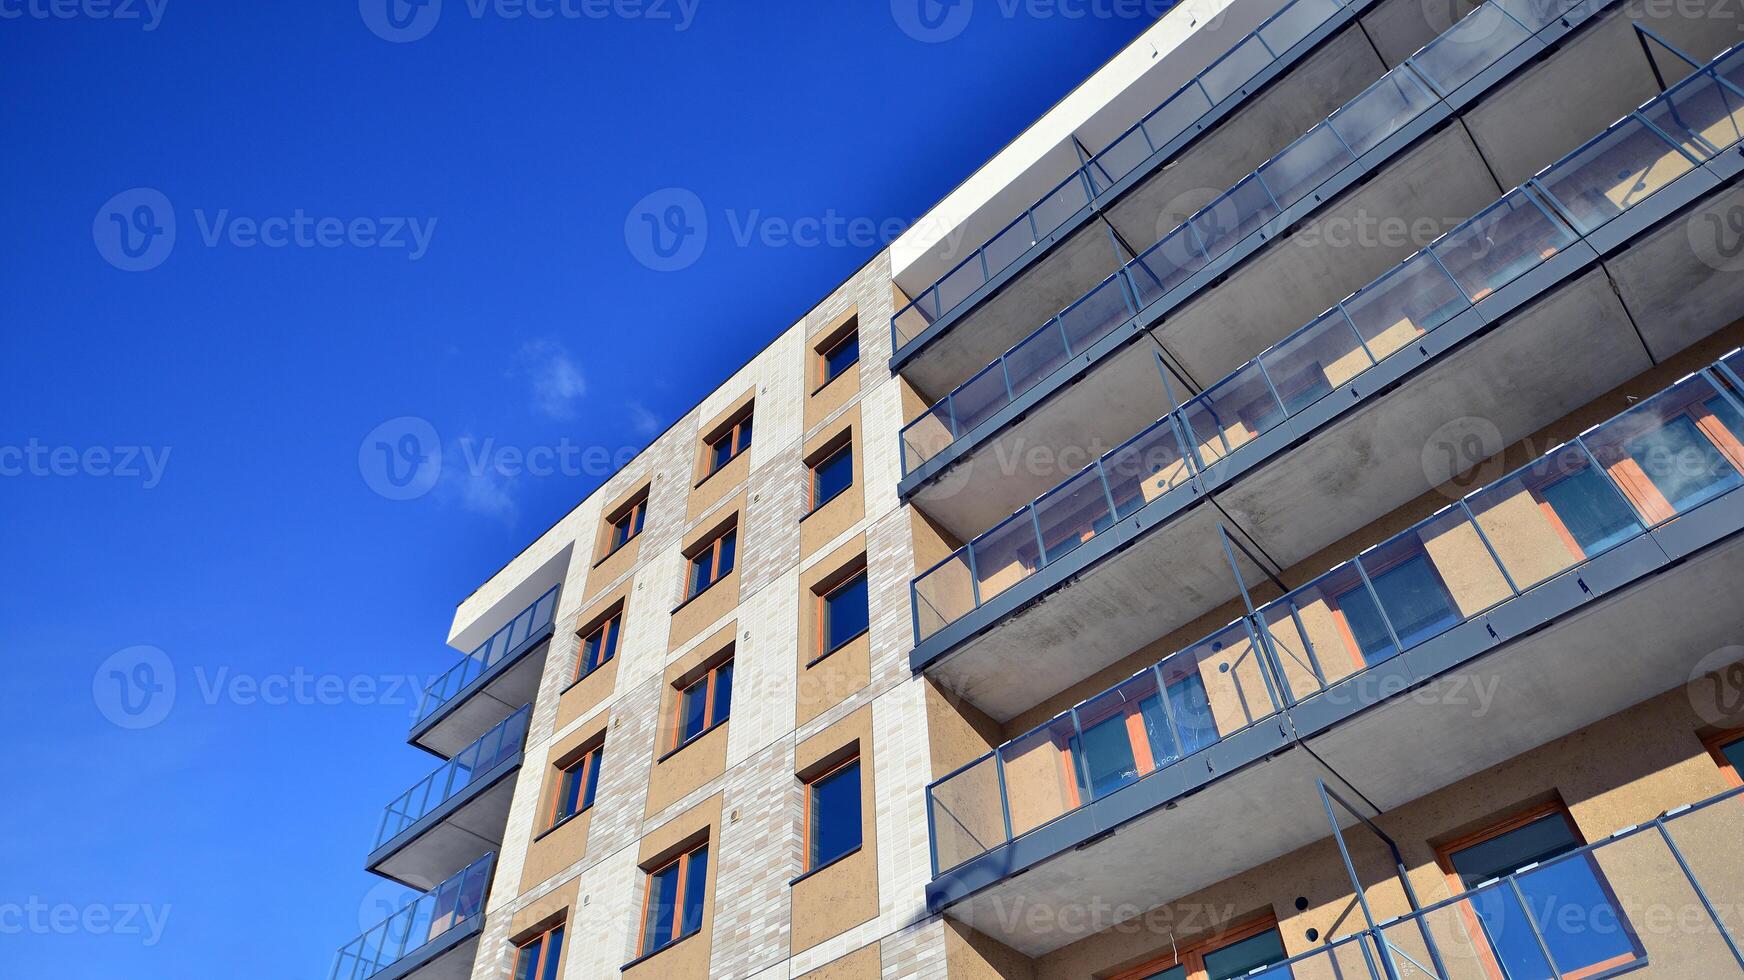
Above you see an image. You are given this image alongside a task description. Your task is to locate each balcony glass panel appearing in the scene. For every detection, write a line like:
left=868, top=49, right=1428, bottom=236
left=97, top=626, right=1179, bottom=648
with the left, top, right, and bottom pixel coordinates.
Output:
left=928, top=753, right=1006, bottom=873
left=1409, top=2, right=1532, bottom=96
left=1495, top=0, right=1577, bottom=31
left=1535, top=115, right=1695, bottom=234
left=1258, top=309, right=1374, bottom=416
left=1430, top=191, right=1575, bottom=303
left=1202, top=35, right=1275, bottom=103
left=1328, top=66, right=1438, bottom=158
left=934, top=256, right=989, bottom=316
left=1582, top=373, right=1744, bottom=523
left=1002, top=320, right=1072, bottom=404
left=1467, top=442, right=1645, bottom=590
left=1129, top=225, right=1209, bottom=303
left=1164, top=620, right=1278, bottom=746
left=1089, top=126, right=1156, bottom=195
left=1357, top=507, right=1511, bottom=649
left=379, top=706, right=530, bottom=847
left=1191, top=174, right=1280, bottom=258
left=949, top=361, right=1012, bottom=436
left=1034, top=466, right=1114, bottom=566
left=1182, top=362, right=1286, bottom=464
left=913, top=550, right=975, bottom=642
left=980, top=214, right=1041, bottom=276
left=1103, top=419, right=1195, bottom=520
left=1031, top=174, right=1093, bottom=241
left=892, top=299, right=934, bottom=349
left=1257, top=123, right=1354, bottom=210
left=1340, top=250, right=1467, bottom=362
left=1639, top=68, right=1744, bottom=161
left=1073, top=670, right=1171, bottom=798
left=417, top=586, right=558, bottom=724
left=902, top=402, right=956, bottom=472
left=970, top=510, right=1043, bottom=605
left=1058, top=272, right=1135, bottom=355
left=331, top=855, right=492, bottom=980
left=1000, top=714, right=1083, bottom=837
left=1258, top=0, right=1341, bottom=53
left=1260, top=562, right=1390, bottom=701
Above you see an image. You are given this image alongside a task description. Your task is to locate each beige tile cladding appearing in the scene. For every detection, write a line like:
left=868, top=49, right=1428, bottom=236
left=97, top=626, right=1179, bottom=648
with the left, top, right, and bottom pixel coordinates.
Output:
left=457, top=253, right=957, bottom=979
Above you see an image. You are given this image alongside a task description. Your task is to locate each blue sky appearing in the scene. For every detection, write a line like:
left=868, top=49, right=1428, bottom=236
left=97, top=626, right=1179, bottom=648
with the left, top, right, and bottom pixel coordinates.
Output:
left=0, top=2, right=1158, bottom=976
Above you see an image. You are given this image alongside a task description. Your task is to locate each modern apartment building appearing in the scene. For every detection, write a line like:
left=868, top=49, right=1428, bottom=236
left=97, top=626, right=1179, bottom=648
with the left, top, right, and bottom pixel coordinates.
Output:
left=331, top=0, right=1744, bottom=976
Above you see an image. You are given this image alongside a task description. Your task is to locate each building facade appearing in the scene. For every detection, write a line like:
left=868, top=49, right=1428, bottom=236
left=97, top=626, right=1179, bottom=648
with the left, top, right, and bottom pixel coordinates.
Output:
left=332, top=0, right=1744, bottom=976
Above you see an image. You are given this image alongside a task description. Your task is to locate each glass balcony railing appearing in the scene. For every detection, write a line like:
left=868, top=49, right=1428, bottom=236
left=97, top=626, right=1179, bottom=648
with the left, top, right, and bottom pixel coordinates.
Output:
left=896, top=0, right=1584, bottom=477
left=908, top=49, right=1744, bottom=643
left=890, top=0, right=1358, bottom=353
left=415, top=585, right=559, bottom=725
left=330, top=854, right=493, bottom=980
left=926, top=356, right=1744, bottom=875
left=377, top=705, right=530, bottom=848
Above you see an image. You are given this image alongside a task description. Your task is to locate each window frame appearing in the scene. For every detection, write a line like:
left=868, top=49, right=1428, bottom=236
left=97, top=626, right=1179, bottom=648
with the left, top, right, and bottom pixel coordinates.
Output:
left=807, top=439, right=854, bottom=514
left=802, top=754, right=864, bottom=873
left=815, top=568, right=870, bottom=662
left=1705, top=728, right=1744, bottom=787
left=1108, top=914, right=1286, bottom=980
left=602, top=494, right=648, bottom=559
left=512, top=921, right=566, bottom=980
left=705, top=411, right=754, bottom=477
left=668, top=658, right=734, bottom=754
left=635, top=841, right=709, bottom=959
left=572, top=611, right=622, bottom=684
left=548, top=742, right=604, bottom=830
left=815, top=323, right=860, bottom=390
left=685, top=526, right=738, bottom=601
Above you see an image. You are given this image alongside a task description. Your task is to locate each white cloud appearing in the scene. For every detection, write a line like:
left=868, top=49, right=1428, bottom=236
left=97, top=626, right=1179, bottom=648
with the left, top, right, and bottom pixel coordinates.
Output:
left=434, top=435, right=519, bottom=525
left=514, top=339, right=587, bottom=420
left=627, top=401, right=662, bottom=437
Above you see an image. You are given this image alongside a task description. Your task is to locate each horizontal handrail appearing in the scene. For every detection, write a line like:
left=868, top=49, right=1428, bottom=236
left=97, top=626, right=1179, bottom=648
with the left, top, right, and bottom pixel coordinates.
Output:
left=330, top=853, right=494, bottom=980
left=378, top=705, right=531, bottom=848
left=415, top=585, right=560, bottom=724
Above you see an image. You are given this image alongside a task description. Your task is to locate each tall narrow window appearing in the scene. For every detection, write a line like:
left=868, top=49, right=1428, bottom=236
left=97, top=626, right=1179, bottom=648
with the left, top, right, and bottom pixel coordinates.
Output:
left=1438, top=805, right=1643, bottom=980
left=687, top=527, right=737, bottom=599
left=550, top=743, right=603, bottom=827
left=810, top=442, right=854, bottom=511
left=672, top=659, right=734, bottom=750
left=819, top=571, right=869, bottom=656
left=638, top=842, right=709, bottom=957
left=513, top=923, right=565, bottom=980
left=574, top=612, right=621, bottom=682
left=805, top=757, right=862, bottom=870
left=607, top=496, right=647, bottom=555
left=707, top=412, right=754, bottom=475
left=819, top=327, right=859, bottom=386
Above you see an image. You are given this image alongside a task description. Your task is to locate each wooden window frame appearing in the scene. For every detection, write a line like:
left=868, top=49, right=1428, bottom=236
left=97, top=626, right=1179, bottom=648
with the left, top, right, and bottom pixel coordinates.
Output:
left=685, top=526, right=737, bottom=600
left=1704, top=728, right=1744, bottom=787
left=636, top=841, right=709, bottom=958
left=705, top=410, right=754, bottom=476
left=1593, top=388, right=1744, bottom=525
left=669, top=657, right=734, bottom=753
left=1325, top=548, right=1459, bottom=667
left=513, top=921, right=566, bottom=980
left=602, top=494, right=648, bottom=559
left=548, top=742, right=604, bottom=829
left=802, top=754, right=863, bottom=872
left=1432, top=802, right=1639, bottom=980
left=572, top=611, right=622, bottom=684
left=815, top=320, right=860, bottom=391
left=1108, top=913, right=1284, bottom=980
left=807, top=438, right=854, bottom=514
left=815, top=567, right=869, bottom=663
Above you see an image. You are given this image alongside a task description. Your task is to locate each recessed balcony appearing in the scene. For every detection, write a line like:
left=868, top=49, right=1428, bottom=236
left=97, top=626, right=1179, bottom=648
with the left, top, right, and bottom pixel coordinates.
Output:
left=368, top=705, right=529, bottom=891
left=330, top=854, right=493, bottom=980
left=909, top=53, right=1744, bottom=726
left=409, top=585, right=557, bottom=759
left=927, top=356, right=1744, bottom=953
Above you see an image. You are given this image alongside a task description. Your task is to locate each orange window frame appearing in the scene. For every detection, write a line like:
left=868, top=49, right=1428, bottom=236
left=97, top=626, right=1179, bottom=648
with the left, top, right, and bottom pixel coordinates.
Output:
left=636, top=841, right=707, bottom=957
left=669, top=659, right=732, bottom=752
left=1600, top=392, right=1744, bottom=525
left=687, top=527, right=736, bottom=598
left=815, top=567, right=868, bottom=660
left=548, top=743, right=602, bottom=828
left=706, top=412, right=753, bottom=474
left=808, top=439, right=853, bottom=511
left=1704, top=728, right=1744, bottom=787
left=1432, top=802, right=1635, bottom=980
left=816, top=326, right=859, bottom=387
left=574, top=612, right=621, bottom=682
left=1108, top=913, right=1283, bottom=980
left=802, top=754, right=861, bottom=870
left=606, top=496, right=647, bottom=555
left=513, top=921, right=565, bottom=980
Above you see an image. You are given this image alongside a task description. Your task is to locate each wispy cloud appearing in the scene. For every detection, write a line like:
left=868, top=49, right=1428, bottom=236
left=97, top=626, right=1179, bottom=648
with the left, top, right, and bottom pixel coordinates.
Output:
left=434, top=435, right=519, bottom=525
left=514, top=339, right=587, bottom=420
left=627, top=401, right=662, bottom=437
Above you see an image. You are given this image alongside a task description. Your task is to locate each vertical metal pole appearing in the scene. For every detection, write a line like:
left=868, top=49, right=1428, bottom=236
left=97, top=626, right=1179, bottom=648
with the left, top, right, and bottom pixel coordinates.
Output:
left=1352, top=557, right=1407, bottom=657
left=1318, top=781, right=1403, bottom=980
left=1155, top=350, right=1207, bottom=477
left=1656, top=820, right=1744, bottom=968
left=1505, top=875, right=1568, bottom=979
left=1218, top=525, right=1290, bottom=710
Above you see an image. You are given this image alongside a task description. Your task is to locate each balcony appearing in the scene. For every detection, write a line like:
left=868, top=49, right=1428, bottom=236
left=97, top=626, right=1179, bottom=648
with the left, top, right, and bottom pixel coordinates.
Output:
left=410, top=585, right=557, bottom=758
left=909, top=50, right=1744, bottom=721
left=897, top=0, right=1744, bottom=528
left=331, top=854, right=492, bottom=980
left=368, top=705, right=529, bottom=890
left=926, top=355, right=1744, bottom=950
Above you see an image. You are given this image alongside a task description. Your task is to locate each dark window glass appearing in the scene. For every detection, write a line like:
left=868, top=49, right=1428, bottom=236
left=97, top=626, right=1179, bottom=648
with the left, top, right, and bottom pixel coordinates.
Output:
left=808, top=760, right=862, bottom=868
left=812, top=444, right=854, bottom=509
left=1166, top=670, right=1218, bottom=756
left=823, top=332, right=860, bottom=384
left=1625, top=411, right=1741, bottom=513
left=716, top=529, right=736, bottom=578
left=711, top=433, right=735, bottom=472
left=1141, top=967, right=1186, bottom=980
left=1076, top=711, right=1139, bottom=798
left=582, top=748, right=602, bottom=810
left=678, top=677, right=709, bottom=745
left=1540, top=468, right=1639, bottom=556
left=538, top=927, right=563, bottom=980
left=579, top=615, right=619, bottom=678
left=681, top=844, right=709, bottom=935
left=711, top=661, right=733, bottom=726
left=688, top=530, right=736, bottom=598
left=822, top=573, right=869, bottom=652
left=709, top=417, right=753, bottom=473
left=513, top=926, right=564, bottom=980
left=736, top=416, right=753, bottom=454
left=1722, top=737, right=1744, bottom=777
left=1336, top=579, right=1397, bottom=662
left=611, top=500, right=645, bottom=550
left=555, top=749, right=599, bottom=823
left=1202, top=928, right=1287, bottom=980
left=513, top=935, right=543, bottom=980
left=641, top=861, right=679, bottom=955
left=1365, top=555, right=1458, bottom=649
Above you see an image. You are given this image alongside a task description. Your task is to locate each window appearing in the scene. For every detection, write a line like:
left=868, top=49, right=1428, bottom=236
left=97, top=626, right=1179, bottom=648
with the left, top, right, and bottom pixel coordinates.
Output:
left=809, top=442, right=853, bottom=511
left=1115, top=918, right=1289, bottom=980
left=550, top=743, right=602, bottom=827
left=818, top=326, right=859, bottom=386
left=687, top=527, right=737, bottom=599
left=819, top=571, right=868, bottom=657
left=1707, top=731, right=1744, bottom=786
left=513, top=923, right=565, bottom=980
left=707, top=412, right=753, bottom=475
left=672, top=659, right=733, bottom=750
left=1437, top=805, right=1643, bottom=980
left=1589, top=387, right=1744, bottom=524
left=638, top=842, right=709, bottom=958
left=606, top=496, right=647, bottom=555
left=574, top=613, right=621, bottom=682
left=805, top=757, right=862, bottom=870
